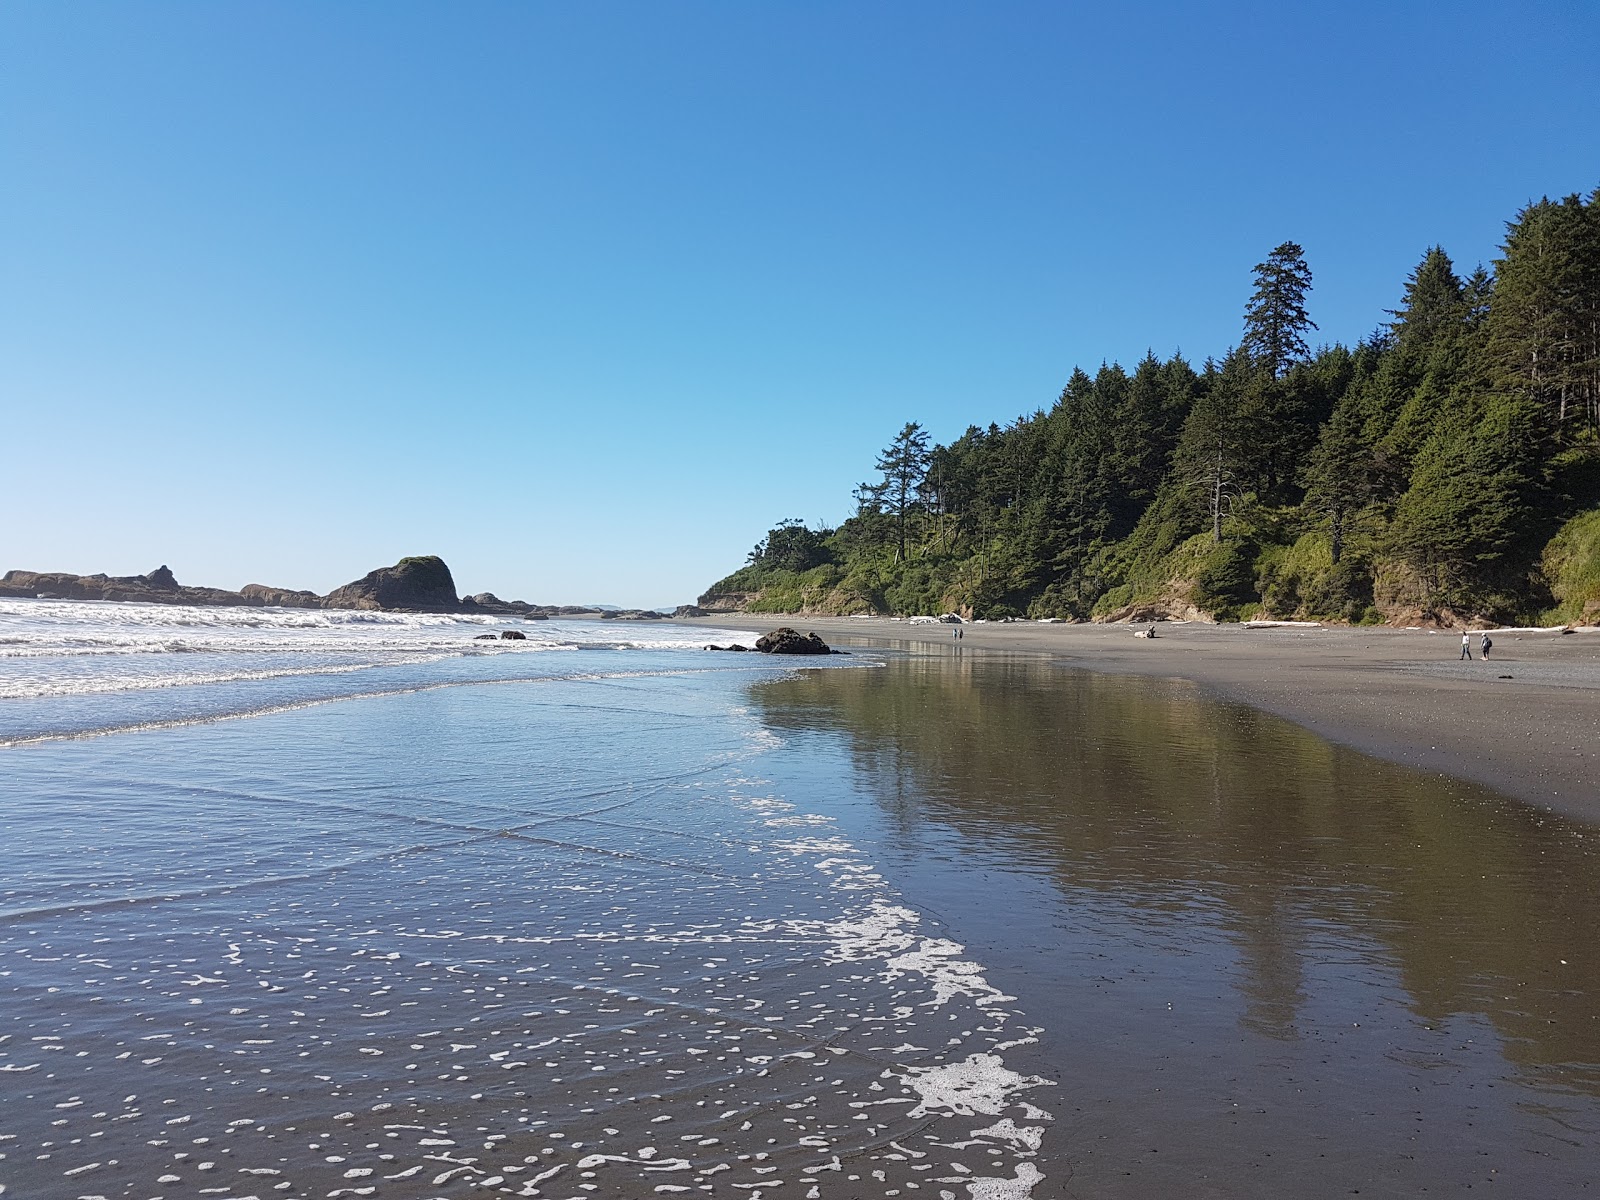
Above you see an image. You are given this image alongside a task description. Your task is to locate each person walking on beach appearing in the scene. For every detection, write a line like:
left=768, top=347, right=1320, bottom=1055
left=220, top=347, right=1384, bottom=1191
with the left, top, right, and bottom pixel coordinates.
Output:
left=1460, top=631, right=1472, bottom=660
left=1480, top=631, right=1493, bottom=660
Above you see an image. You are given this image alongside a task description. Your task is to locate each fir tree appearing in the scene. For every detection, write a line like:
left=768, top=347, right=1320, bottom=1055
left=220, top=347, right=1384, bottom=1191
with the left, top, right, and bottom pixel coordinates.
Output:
left=1304, top=395, right=1375, bottom=563
left=1175, top=350, right=1253, bottom=542
left=1389, top=246, right=1466, bottom=358
left=870, top=423, right=932, bottom=562
left=1243, top=242, right=1318, bottom=378
left=1485, top=193, right=1600, bottom=438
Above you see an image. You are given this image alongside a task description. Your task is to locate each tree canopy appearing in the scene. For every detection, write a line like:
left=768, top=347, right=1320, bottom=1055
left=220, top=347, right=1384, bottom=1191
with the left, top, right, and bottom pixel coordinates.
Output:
left=705, top=190, right=1600, bottom=626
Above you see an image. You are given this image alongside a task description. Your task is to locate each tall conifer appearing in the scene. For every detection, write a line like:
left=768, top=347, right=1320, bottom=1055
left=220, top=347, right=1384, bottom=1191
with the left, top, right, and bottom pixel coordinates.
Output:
left=1243, top=242, right=1318, bottom=378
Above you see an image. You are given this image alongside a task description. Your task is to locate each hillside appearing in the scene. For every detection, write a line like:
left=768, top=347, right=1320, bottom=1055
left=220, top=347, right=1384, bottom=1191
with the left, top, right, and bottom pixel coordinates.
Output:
left=702, top=191, right=1600, bottom=626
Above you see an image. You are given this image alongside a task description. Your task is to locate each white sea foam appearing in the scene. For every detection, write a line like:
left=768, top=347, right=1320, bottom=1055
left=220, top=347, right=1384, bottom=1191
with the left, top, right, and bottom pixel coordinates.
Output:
left=0, top=597, right=759, bottom=706
left=760, top=804, right=1053, bottom=1197
left=899, top=1053, right=1051, bottom=1119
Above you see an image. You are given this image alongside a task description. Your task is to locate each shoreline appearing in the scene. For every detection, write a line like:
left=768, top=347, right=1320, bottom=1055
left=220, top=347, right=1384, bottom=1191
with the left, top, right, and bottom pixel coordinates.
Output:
left=673, top=613, right=1600, bottom=826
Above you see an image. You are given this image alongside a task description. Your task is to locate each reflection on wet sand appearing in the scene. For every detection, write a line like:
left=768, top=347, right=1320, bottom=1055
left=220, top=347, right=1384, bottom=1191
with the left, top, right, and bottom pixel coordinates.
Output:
left=752, top=656, right=1600, bottom=1197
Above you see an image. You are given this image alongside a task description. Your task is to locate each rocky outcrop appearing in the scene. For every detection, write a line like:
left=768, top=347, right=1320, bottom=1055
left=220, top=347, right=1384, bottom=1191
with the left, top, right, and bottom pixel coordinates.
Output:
left=324, top=556, right=461, bottom=612
left=239, top=583, right=324, bottom=609
left=753, top=627, right=831, bottom=655
left=1094, top=601, right=1206, bottom=624
left=3, top=554, right=684, bottom=620
left=500, top=629, right=526, bottom=640
left=675, top=605, right=708, bottom=618
left=461, top=592, right=550, bottom=620
left=0, top=566, right=262, bottom=608
left=696, top=591, right=760, bottom=613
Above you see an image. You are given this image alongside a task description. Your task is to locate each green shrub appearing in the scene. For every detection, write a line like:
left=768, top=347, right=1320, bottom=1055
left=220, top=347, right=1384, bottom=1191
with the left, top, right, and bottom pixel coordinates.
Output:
left=1192, top=538, right=1259, bottom=611
left=1541, top=508, right=1600, bottom=625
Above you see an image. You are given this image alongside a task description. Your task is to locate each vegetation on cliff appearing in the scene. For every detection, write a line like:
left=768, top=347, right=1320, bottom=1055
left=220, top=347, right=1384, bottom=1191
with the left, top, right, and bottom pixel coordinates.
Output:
left=703, top=190, right=1600, bottom=624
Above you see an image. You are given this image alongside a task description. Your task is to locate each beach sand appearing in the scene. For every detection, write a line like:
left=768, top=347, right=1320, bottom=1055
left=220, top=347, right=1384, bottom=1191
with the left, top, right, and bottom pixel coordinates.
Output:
left=678, top=615, right=1600, bottom=824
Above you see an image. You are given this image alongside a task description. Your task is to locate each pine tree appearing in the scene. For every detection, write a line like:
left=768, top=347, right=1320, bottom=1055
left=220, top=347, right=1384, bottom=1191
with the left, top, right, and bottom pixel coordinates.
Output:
left=1485, top=193, right=1600, bottom=439
left=1112, top=353, right=1177, bottom=518
left=1243, top=242, right=1318, bottom=378
left=1175, top=350, right=1253, bottom=542
left=1304, top=395, right=1375, bottom=563
left=1387, top=397, right=1548, bottom=612
left=870, top=422, right=933, bottom=562
left=1389, top=246, right=1466, bottom=359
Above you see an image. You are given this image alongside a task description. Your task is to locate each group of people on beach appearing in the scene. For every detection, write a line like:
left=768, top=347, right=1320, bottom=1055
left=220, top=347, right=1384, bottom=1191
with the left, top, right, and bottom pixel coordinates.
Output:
left=1460, top=631, right=1493, bottom=660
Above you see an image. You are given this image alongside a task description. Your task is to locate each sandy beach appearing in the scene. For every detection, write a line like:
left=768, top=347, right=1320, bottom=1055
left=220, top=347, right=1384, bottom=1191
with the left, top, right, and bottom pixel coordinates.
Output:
left=679, top=614, right=1600, bottom=824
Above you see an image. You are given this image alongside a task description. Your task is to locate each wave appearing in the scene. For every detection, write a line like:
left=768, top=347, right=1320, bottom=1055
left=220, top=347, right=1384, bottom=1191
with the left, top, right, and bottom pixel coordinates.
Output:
left=0, top=658, right=403, bottom=701
left=0, top=665, right=784, bottom=750
left=0, top=596, right=510, bottom=629
left=0, top=598, right=756, bottom=660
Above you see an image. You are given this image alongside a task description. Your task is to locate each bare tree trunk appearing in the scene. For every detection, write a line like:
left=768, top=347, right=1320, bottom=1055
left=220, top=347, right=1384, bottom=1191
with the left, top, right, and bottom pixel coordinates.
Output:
left=1211, top=452, right=1224, bottom=543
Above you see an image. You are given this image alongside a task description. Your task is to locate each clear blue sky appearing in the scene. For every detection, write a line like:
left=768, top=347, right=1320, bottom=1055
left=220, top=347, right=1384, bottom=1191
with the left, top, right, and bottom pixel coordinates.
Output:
left=4, top=2, right=1597, bottom=607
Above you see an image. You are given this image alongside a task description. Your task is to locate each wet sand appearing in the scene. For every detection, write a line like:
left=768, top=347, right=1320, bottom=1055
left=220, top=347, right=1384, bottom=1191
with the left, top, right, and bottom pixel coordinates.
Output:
left=678, top=616, right=1600, bottom=824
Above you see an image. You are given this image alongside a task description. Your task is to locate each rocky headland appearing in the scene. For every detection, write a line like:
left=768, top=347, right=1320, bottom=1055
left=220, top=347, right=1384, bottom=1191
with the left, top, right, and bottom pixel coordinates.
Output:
left=0, top=555, right=670, bottom=620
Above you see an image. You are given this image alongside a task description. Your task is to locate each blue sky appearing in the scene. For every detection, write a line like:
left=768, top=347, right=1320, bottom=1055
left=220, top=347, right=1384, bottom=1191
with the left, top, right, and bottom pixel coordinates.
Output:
left=3, top=2, right=1597, bottom=607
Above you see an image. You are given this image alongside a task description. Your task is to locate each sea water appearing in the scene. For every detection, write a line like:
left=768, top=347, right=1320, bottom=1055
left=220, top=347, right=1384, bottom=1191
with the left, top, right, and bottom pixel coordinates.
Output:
left=0, top=600, right=1053, bottom=1199
left=7, top=600, right=1600, bottom=1198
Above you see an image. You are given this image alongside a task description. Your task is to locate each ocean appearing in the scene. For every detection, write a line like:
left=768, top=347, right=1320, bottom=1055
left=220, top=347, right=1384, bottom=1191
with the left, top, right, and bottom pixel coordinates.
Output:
left=3, top=598, right=1600, bottom=1198
left=0, top=600, right=1053, bottom=1200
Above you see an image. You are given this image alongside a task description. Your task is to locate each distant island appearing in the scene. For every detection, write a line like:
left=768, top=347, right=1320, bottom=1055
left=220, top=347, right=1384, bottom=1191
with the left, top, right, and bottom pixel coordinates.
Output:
left=0, top=555, right=675, bottom=621
left=700, top=189, right=1600, bottom=627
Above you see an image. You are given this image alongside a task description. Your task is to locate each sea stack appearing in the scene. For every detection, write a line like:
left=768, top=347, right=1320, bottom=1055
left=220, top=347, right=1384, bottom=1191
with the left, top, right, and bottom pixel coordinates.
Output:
left=323, top=555, right=461, bottom=612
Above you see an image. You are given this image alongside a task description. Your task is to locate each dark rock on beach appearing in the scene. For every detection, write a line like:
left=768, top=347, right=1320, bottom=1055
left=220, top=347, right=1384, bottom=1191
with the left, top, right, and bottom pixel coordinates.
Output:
left=753, top=627, right=831, bottom=655
left=705, top=643, right=751, bottom=652
left=500, top=629, right=527, bottom=640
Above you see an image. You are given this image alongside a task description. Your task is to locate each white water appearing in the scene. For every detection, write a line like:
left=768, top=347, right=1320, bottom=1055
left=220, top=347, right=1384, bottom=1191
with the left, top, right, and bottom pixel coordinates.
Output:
left=0, top=597, right=751, bottom=702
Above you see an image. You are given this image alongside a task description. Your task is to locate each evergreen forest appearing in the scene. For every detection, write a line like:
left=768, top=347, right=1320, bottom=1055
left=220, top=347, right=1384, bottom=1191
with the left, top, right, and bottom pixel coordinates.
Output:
left=703, top=190, right=1600, bottom=625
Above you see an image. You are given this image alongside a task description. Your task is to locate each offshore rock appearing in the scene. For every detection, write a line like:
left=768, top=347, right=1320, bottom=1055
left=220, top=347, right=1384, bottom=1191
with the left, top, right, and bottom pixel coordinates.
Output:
left=0, top=566, right=259, bottom=607
left=753, top=627, right=830, bottom=655
left=3, top=555, right=555, bottom=618
left=462, top=592, right=550, bottom=620
left=324, top=555, right=460, bottom=612
left=500, top=629, right=527, bottom=640
left=240, top=583, right=324, bottom=609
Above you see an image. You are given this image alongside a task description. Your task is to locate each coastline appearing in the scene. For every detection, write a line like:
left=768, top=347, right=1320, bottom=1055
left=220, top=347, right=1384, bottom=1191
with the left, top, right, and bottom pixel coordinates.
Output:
left=674, top=614, right=1600, bottom=825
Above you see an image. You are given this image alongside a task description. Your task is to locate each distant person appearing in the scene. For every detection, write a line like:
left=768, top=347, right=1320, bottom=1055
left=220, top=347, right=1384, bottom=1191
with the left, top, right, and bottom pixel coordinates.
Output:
left=1480, top=631, right=1493, bottom=660
left=1460, top=631, right=1472, bottom=660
